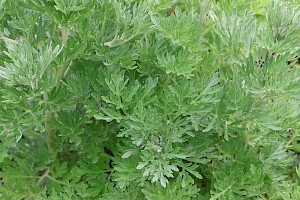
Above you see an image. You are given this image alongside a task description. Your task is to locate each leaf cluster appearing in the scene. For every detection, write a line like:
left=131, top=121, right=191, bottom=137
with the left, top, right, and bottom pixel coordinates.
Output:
left=0, top=0, right=300, bottom=199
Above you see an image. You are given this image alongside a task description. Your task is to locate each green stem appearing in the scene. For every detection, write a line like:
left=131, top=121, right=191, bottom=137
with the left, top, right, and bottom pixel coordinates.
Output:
left=100, top=10, right=107, bottom=39
left=104, top=32, right=140, bottom=48
left=55, top=27, right=71, bottom=87
left=46, top=175, right=68, bottom=186
left=38, top=166, right=50, bottom=184
left=3, top=175, right=39, bottom=179
left=210, top=181, right=235, bottom=200
left=56, top=59, right=71, bottom=87
left=61, top=28, right=69, bottom=47
left=43, top=91, right=54, bottom=152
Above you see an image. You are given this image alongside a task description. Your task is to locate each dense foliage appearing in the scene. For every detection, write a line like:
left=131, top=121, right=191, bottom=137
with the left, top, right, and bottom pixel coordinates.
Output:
left=0, top=0, right=300, bottom=199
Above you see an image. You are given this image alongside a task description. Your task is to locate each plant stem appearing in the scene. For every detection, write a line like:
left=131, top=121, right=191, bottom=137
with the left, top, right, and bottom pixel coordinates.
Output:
left=45, top=175, right=68, bottom=186
left=56, top=27, right=71, bottom=87
left=60, top=28, right=69, bottom=47
left=38, top=166, right=50, bottom=184
left=56, top=59, right=71, bottom=87
left=43, top=91, right=54, bottom=152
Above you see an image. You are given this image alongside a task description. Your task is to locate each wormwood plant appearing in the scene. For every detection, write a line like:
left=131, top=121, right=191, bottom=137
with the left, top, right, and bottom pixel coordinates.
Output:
left=0, top=0, right=300, bottom=199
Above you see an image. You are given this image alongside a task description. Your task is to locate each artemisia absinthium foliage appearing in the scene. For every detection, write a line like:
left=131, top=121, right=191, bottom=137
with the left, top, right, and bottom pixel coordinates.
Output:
left=0, top=0, right=300, bottom=199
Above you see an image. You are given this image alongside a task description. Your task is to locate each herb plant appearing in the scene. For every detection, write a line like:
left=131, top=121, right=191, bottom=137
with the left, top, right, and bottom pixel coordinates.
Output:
left=0, top=0, right=300, bottom=199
